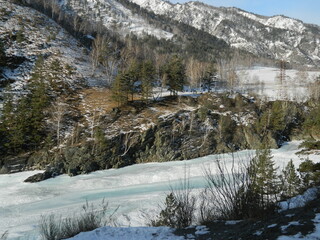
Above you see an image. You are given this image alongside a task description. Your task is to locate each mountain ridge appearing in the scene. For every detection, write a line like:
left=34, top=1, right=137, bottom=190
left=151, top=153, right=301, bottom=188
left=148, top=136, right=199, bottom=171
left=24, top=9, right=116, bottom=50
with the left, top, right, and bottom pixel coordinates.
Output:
left=130, top=0, right=320, bottom=67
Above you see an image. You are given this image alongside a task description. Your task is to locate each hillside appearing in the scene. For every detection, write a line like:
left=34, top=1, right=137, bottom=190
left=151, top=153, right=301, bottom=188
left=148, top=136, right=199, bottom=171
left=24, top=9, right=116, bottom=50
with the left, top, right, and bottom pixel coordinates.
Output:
left=1, top=1, right=320, bottom=240
left=24, top=0, right=232, bottom=63
left=131, top=0, right=320, bottom=67
left=0, top=0, right=107, bottom=90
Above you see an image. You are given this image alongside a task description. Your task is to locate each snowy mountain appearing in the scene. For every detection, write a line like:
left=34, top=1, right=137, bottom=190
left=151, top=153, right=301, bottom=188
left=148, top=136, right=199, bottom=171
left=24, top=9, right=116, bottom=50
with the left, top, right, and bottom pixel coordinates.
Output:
left=54, top=0, right=174, bottom=39
left=0, top=0, right=108, bottom=90
left=130, top=0, right=320, bottom=67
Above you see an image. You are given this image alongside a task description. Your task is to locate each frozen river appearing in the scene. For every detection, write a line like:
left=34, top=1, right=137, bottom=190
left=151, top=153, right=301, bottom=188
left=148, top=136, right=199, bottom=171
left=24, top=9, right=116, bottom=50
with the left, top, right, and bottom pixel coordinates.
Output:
left=0, top=141, right=318, bottom=239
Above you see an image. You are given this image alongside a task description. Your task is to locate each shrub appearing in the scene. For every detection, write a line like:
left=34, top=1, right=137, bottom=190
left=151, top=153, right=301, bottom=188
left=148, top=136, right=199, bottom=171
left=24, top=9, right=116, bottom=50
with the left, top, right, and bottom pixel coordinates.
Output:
left=300, top=140, right=320, bottom=150
left=16, top=29, right=25, bottom=43
left=0, top=39, right=6, bottom=66
left=303, top=106, right=320, bottom=137
left=151, top=177, right=196, bottom=228
left=298, top=159, right=320, bottom=188
left=200, top=150, right=280, bottom=222
left=39, top=201, right=117, bottom=240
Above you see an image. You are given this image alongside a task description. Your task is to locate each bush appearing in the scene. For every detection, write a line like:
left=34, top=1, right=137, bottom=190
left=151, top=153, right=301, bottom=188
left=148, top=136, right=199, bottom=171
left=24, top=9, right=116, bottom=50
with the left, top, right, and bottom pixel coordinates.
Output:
left=151, top=177, right=196, bottom=228
left=200, top=150, right=280, bottom=222
left=39, top=201, right=117, bottom=240
left=300, top=140, right=320, bottom=150
left=200, top=156, right=257, bottom=221
left=303, top=106, right=320, bottom=137
left=16, top=29, right=25, bottom=43
left=298, top=159, right=320, bottom=188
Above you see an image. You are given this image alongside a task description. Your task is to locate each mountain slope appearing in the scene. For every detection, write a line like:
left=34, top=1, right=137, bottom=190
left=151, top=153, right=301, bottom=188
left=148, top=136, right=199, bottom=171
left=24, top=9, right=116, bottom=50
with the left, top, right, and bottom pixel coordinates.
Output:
left=57, top=0, right=174, bottom=40
left=0, top=0, right=107, bottom=90
left=130, top=0, right=320, bottom=67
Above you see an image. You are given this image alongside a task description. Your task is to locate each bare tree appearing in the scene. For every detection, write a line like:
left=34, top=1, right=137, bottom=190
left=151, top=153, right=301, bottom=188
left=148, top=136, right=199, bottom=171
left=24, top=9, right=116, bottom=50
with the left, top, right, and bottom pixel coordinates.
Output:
left=52, top=98, right=67, bottom=148
left=200, top=154, right=253, bottom=221
left=121, top=132, right=139, bottom=156
left=91, top=35, right=119, bottom=85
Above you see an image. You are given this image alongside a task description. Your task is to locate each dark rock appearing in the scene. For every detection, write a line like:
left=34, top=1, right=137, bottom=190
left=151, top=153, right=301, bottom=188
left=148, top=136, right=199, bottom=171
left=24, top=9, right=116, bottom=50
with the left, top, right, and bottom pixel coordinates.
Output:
left=24, top=166, right=62, bottom=182
left=24, top=171, right=52, bottom=183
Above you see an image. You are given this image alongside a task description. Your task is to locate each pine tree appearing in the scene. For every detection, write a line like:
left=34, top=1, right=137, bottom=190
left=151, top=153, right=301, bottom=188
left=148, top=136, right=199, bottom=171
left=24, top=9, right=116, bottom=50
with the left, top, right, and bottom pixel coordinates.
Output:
left=281, top=159, right=301, bottom=198
left=257, top=101, right=286, bottom=134
left=201, top=65, right=217, bottom=92
left=27, top=78, right=50, bottom=146
left=0, top=39, right=6, bottom=67
left=0, top=94, right=14, bottom=152
left=16, top=28, right=25, bottom=44
left=126, top=60, right=140, bottom=101
left=141, top=61, right=156, bottom=101
left=1, top=72, right=50, bottom=153
left=151, top=193, right=178, bottom=227
left=31, top=56, right=46, bottom=81
left=49, top=59, right=64, bottom=90
left=111, top=72, right=130, bottom=106
left=298, top=159, right=320, bottom=187
left=165, top=56, right=186, bottom=95
left=249, top=147, right=280, bottom=207
left=94, top=126, right=108, bottom=154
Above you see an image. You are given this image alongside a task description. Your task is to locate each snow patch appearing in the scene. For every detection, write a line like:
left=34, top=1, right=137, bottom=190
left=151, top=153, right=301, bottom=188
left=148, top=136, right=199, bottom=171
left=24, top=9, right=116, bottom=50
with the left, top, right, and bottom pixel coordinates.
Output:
left=67, top=226, right=185, bottom=240
left=278, top=187, right=319, bottom=211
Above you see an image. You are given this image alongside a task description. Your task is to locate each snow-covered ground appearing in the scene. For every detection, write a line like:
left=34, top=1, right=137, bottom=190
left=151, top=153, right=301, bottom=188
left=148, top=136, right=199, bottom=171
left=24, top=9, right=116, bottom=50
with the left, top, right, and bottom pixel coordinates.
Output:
left=60, top=0, right=173, bottom=40
left=277, top=214, right=320, bottom=240
left=236, top=67, right=320, bottom=101
left=151, top=67, right=320, bottom=102
left=68, top=226, right=185, bottom=240
left=0, top=141, right=319, bottom=239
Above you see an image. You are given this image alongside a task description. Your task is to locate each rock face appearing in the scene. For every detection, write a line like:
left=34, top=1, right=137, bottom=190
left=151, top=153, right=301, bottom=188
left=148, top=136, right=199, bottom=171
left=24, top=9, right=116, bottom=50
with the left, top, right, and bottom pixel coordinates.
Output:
left=2, top=93, right=305, bottom=182
left=20, top=94, right=286, bottom=181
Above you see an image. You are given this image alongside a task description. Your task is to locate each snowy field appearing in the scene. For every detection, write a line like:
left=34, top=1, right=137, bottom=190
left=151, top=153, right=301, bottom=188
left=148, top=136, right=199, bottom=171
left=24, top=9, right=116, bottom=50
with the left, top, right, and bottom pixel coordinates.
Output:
left=153, top=67, right=320, bottom=101
left=235, top=67, right=320, bottom=101
left=0, top=141, right=319, bottom=239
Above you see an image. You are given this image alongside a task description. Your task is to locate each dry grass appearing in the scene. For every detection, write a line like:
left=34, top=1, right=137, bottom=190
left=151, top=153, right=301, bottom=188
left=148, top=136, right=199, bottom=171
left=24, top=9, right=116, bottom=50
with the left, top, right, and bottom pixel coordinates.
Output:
left=79, top=88, right=145, bottom=115
left=79, top=88, right=118, bottom=114
left=39, top=201, right=117, bottom=240
left=78, top=88, right=198, bottom=135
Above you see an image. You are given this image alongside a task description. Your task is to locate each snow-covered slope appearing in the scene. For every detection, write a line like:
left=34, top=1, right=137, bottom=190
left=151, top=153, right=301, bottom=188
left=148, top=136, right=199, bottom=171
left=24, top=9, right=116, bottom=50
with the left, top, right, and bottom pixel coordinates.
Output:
left=130, top=0, right=320, bottom=67
left=0, top=0, right=106, bottom=90
left=58, top=0, right=173, bottom=39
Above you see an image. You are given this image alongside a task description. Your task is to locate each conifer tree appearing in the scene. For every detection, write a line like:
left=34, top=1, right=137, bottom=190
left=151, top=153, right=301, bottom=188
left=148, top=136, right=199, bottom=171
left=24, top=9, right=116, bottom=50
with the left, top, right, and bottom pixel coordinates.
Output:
left=249, top=147, right=280, bottom=207
left=49, top=59, right=64, bottom=90
left=141, top=61, right=156, bottom=101
left=126, top=60, right=140, bottom=101
left=164, top=56, right=186, bottom=95
left=0, top=40, right=6, bottom=67
left=281, top=159, right=301, bottom=198
left=201, top=65, right=217, bottom=92
left=257, top=101, right=286, bottom=134
left=0, top=94, right=15, bottom=152
left=151, top=193, right=178, bottom=227
left=31, top=56, right=46, bottom=81
left=16, top=29, right=25, bottom=44
left=1, top=57, right=50, bottom=153
left=111, top=72, right=130, bottom=106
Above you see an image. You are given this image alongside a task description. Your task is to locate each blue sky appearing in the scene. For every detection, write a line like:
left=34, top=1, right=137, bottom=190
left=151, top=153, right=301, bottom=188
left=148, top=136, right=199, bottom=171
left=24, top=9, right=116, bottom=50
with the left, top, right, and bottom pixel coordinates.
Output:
left=170, top=0, right=320, bottom=25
